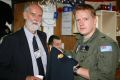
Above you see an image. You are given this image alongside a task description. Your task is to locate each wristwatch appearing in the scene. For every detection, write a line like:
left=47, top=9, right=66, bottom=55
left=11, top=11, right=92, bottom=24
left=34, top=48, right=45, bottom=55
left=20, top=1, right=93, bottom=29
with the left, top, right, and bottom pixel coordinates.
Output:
left=73, top=65, right=81, bottom=75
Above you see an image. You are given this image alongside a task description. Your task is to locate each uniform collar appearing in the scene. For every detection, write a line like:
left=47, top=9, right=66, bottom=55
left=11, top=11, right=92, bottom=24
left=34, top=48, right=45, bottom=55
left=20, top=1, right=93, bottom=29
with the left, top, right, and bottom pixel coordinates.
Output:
left=76, top=29, right=100, bottom=44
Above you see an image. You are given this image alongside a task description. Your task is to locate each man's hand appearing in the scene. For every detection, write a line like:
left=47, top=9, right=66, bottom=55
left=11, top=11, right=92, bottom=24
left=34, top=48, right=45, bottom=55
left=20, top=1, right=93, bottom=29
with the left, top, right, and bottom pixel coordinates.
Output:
left=73, top=64, right=81, bottom=75
left=26, top=76, right=43, bottom=80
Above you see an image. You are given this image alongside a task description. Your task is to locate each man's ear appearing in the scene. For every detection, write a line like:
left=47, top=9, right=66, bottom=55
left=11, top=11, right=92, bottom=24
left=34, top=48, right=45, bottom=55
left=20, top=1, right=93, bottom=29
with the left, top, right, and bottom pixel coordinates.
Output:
left=94, top=16, right=97, bottom=25
left=23, top=12, right=27, bottom=19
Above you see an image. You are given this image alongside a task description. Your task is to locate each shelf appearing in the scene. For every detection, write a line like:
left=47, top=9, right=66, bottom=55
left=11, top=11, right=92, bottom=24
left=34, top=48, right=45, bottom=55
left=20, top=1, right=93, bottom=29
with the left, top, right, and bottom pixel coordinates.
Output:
left=96, top=10, right=117, bottom=41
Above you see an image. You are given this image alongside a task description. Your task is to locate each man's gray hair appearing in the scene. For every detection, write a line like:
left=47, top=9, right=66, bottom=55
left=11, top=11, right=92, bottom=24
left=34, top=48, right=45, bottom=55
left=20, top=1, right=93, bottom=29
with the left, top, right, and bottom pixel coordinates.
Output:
left=23, top=2, right=43, bottom=12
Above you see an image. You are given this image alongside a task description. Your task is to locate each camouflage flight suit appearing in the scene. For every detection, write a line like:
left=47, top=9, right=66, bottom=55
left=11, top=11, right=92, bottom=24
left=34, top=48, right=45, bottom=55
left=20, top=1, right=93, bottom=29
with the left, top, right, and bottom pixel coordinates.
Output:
left=72, top=29, right=120, bottom=80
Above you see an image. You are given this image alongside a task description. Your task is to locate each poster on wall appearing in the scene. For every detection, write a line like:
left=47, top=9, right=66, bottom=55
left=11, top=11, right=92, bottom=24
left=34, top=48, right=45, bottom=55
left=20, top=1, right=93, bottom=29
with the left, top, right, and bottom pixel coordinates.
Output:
left=61, top=12, right=72, bottom=35
left=42, top=4, right=56, bottom=27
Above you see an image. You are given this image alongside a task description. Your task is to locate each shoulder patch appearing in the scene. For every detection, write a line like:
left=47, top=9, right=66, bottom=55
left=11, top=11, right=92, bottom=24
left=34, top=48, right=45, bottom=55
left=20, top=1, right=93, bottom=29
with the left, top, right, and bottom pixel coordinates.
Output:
left=100, top=45, right=112, bottom=52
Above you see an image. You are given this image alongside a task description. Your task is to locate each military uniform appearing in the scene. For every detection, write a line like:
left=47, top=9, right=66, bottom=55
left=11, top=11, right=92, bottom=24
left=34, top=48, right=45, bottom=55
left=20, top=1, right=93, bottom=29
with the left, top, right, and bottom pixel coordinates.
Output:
left=73, top=29, right=120, bottom=80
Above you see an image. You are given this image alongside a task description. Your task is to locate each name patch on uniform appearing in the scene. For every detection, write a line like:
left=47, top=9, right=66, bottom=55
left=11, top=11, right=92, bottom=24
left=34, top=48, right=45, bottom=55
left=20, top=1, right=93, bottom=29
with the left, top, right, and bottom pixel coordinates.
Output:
left=100, top=45, right=112, bottom=52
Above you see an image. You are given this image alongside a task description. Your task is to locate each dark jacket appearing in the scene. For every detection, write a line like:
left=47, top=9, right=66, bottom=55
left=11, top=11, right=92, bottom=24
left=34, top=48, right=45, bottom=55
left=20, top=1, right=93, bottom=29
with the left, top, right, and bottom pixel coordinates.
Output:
left=46, top=47, right=78, bottom=80
left=0, top=28, right=48, bottom=80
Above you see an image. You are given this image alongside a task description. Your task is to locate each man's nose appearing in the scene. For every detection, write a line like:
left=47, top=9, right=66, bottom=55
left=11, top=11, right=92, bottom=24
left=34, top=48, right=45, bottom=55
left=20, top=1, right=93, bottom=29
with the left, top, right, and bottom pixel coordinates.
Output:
left=78, top=20, right=84, bottom=25
left=34, top=16, right=40, bottom=22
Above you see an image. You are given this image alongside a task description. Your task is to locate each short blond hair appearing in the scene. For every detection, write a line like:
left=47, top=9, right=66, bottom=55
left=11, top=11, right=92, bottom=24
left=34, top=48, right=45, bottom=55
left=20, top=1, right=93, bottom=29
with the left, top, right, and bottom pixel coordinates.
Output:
left=73, top=4, right=96, bottom=17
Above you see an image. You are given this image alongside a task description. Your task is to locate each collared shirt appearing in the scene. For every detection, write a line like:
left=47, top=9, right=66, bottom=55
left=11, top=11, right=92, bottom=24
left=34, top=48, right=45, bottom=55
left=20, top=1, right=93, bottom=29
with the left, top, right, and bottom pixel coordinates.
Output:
left=35, top=34, right=47, bottom=74
left=24, top=27, right=47, bottom=75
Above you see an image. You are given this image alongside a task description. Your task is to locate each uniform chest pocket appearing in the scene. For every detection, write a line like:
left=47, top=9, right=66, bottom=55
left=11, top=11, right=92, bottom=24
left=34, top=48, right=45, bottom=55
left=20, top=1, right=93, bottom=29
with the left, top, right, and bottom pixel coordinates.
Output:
left=76, top=49, right=98, bottom=68
left=75, top=52, right=88, bottom=64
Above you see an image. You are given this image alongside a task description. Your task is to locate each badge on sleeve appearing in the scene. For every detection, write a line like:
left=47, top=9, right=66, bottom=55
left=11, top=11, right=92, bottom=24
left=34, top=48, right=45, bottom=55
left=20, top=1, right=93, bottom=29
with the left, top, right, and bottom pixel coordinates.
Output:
left=57, top=53, right=64, bottom=59
left=100, top=45, right=112, bottom=52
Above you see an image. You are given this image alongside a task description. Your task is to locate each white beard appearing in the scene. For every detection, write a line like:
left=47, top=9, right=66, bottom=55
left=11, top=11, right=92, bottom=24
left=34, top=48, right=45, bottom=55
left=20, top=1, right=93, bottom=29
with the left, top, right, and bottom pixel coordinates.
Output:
left=25, top=20, right=41, bottom=33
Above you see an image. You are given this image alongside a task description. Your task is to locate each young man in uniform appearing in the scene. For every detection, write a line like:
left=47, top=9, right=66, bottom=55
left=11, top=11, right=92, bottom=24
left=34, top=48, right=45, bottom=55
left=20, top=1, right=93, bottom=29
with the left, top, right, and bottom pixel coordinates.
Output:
left=72, top=4, right=120, bottom=80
